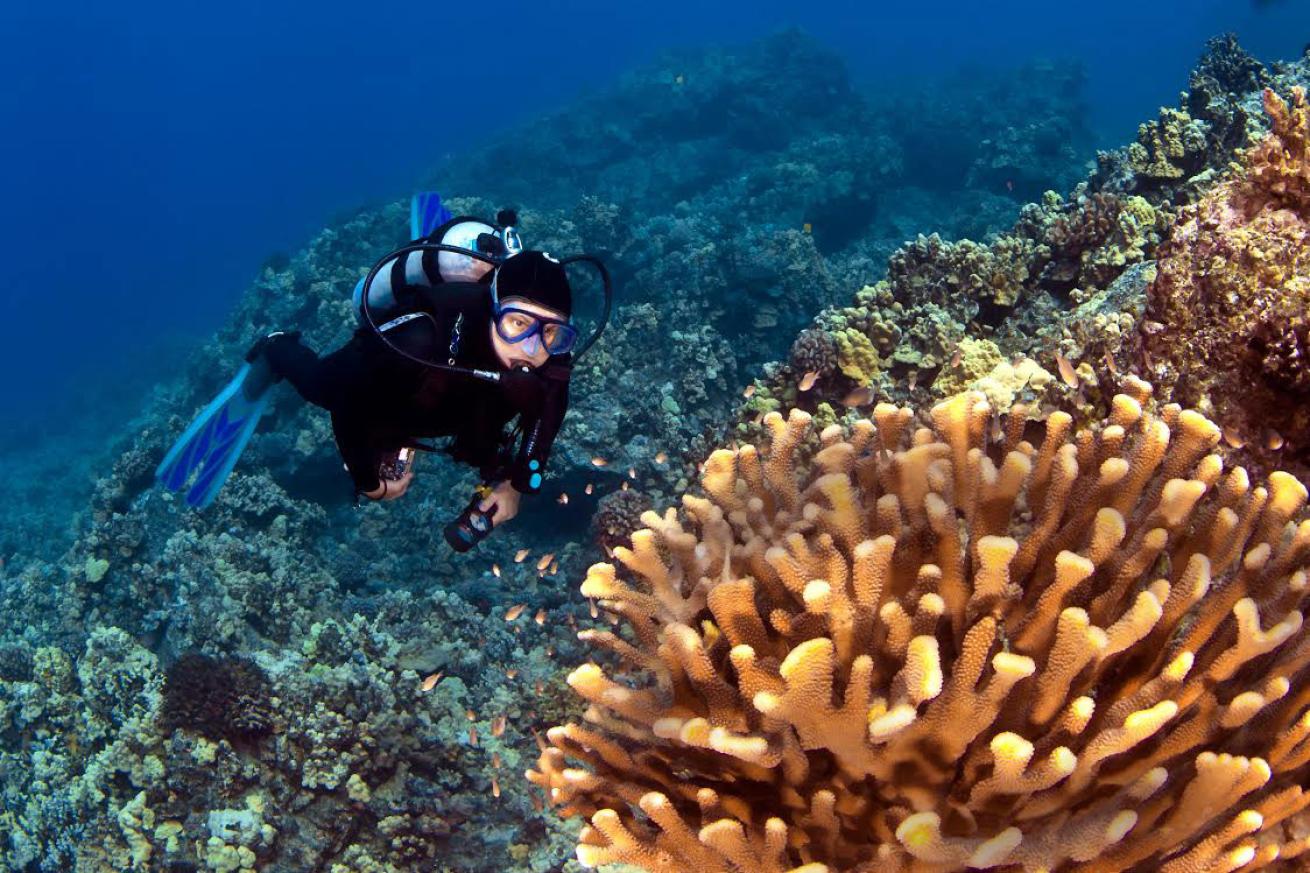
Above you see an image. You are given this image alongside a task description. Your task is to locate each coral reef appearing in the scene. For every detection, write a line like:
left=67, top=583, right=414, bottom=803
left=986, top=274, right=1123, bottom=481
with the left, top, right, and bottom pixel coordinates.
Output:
left=535, top=389, right=1310, bottom=871
left=0, top=610, right=589, bottom=871
left=1, top=27, right=1307, bottom=873
left=1144, top=86, right=1310, bottom=483
left=732, top=38, right=1309, bottom=463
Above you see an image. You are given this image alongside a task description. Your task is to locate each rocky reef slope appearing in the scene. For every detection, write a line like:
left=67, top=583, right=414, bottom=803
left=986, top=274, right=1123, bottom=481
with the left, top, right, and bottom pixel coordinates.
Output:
left=0, top=31, right=1306, bottom=873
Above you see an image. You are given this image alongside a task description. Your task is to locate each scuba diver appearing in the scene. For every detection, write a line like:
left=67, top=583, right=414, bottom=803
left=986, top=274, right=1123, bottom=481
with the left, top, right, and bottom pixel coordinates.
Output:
left=156, top=193, right=611, bottom=551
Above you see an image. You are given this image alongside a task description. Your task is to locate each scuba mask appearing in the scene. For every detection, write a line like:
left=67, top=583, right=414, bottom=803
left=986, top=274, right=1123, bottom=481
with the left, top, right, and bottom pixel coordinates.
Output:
left=493, top=306, right=578, bottom=356
left=490, top=253, right=579, bottom=355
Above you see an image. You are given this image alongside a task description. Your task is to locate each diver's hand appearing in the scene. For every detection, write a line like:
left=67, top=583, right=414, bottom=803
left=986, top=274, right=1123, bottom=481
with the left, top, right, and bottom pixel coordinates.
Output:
left=364, top=465, right=415, bottom=501
left=478, top=480, right=521, bottom=527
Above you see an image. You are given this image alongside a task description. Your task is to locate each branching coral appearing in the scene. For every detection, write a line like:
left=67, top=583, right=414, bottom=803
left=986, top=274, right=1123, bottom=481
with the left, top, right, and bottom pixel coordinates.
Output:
left=532, top=386, right=1310, bottom=871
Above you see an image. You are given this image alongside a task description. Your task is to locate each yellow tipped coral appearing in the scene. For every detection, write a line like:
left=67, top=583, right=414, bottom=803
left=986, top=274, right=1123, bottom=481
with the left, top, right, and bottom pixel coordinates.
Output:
left=531, top=389, right=1310, bottom=871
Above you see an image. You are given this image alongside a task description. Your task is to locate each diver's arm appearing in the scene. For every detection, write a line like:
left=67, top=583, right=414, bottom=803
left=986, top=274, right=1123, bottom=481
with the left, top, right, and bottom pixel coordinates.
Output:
left=330, top=411, right=389, bottom=499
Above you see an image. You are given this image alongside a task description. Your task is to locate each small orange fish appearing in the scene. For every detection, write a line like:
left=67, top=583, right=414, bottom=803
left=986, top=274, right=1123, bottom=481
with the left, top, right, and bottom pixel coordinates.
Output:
left=743, top=384, right=756, bottom=398
left=1055, top=353, right=1080, bottom=389
left=628, top=467, right=637, bottom=479
left=466, top=709, right=477, bottom=721
left=584, top=483, right=594, bottom=494
left=1103, top=351, right=1118, bottom=375
left=589, top=598, right=599, bottom=618
left=491, top=563, right=501, bottom=578
left=799, top=370, right=819, bottom=391
left=802, top=222, right=812, bottom=234
left=491, top=752, right=502, bottom=769
left=654, top=452, right=667, bottom=464
left=535, top=608, right=547, bottom=625
left=491, top=715, right=507, bottom=737
left=907, top=370, right=919, bottom=390
left=1222, top=428, right=1245, bottom=449
left=514, top=548, right=530, bottom=563
left=591, top=456, right=608, bottom=467
left=492, top=775, right=500, bottom=797
left=505, top=668, right=518, bottom=679
left=469, top=725, right=479, bottom=746
left=535, top=679, right=546, bottom=695
left=504, top=603, right=527, bottom=621
left=1269, top=431, right=1285, bottom=451
left=420, top=672, right=443, bottom=692
left=950, top=346, right=963, bottom=368
left=557, top=492, right=569, bottom=505
left=621, top=481, right=630, bottom=491
left=536, top=553, right=554, bottom=571
left=549, top=561, right=559, bottom=575
left=531, top=792, right=543, bottom=812
left=842, top=386, right=875, bottom=407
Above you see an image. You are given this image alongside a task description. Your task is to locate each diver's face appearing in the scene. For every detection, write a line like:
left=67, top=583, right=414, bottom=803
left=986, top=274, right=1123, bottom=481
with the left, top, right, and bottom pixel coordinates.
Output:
left=491, top=298, right=567, bottom=370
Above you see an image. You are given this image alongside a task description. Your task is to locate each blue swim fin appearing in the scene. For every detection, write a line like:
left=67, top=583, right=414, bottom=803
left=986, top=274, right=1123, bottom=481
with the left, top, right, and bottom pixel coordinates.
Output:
left=155, top=360, right=274, bottom=509
left=411, top=191, right=453, bottom=240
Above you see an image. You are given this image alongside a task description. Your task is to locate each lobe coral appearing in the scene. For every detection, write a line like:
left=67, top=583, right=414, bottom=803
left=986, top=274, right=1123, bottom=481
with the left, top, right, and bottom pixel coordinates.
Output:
left=531, top=383, right=1310, bottom=871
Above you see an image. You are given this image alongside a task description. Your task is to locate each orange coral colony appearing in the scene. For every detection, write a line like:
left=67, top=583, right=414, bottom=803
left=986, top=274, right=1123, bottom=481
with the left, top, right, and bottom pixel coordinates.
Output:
left=531, top=384, right=1310, bottom=871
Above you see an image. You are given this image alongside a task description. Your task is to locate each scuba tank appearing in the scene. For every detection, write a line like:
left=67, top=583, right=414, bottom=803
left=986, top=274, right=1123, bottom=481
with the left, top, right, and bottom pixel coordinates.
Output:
left=352, top=201, right=524, bottom=326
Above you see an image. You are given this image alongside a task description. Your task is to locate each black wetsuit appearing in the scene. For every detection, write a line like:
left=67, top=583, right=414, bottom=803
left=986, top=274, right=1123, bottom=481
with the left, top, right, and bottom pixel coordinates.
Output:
left=262, top=281, right=570, bottom=498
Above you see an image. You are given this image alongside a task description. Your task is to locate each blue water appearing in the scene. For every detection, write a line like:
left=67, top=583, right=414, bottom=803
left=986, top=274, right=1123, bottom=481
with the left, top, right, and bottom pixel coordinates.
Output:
left=0, top=0, right=1304, bottom=432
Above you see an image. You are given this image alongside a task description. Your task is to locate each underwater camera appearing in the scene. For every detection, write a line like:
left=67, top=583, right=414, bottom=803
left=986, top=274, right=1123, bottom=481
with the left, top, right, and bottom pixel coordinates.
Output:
left=444, top=492, right=496, bottom=552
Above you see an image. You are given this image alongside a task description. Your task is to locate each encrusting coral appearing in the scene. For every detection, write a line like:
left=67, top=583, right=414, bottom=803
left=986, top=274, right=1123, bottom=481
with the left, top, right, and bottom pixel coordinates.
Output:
left=1144, top=86, right=1310, bottom=482
left=532, top=383, right=1310, bottom=871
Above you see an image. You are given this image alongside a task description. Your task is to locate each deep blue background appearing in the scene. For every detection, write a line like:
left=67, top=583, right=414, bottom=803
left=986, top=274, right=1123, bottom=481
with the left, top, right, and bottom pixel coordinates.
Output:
left=1, top=0, right=1305, bottom=430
